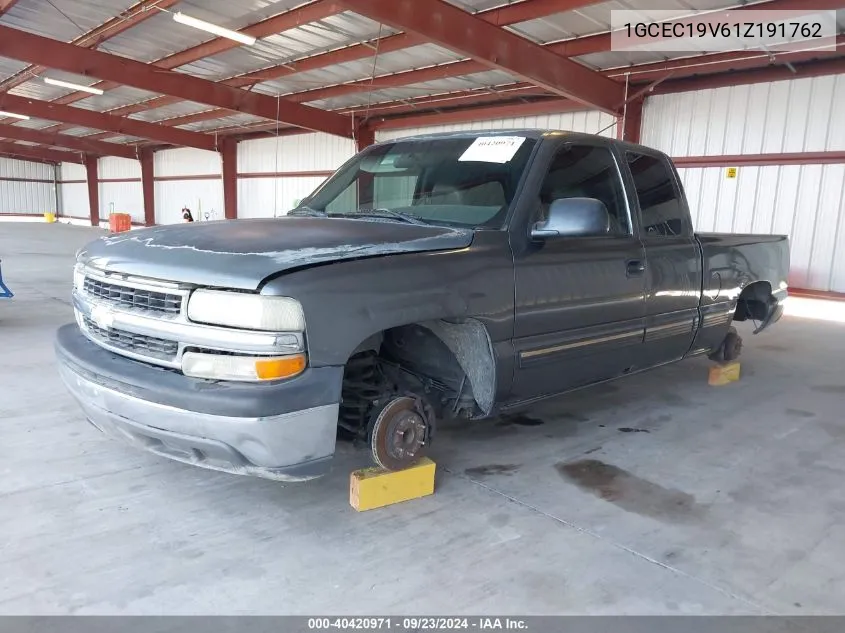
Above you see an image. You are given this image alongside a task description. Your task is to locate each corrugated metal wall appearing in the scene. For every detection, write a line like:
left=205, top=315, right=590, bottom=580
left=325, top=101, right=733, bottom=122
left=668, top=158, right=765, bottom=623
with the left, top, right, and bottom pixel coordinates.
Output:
left=644, top=75, right=845, bottom=292
left=237, top=133, right=356, bottom=218
left=0, top=157, right=56, bottom=216
left=375, top=110, right=618, bottom=142
left=155, top=148, right=223, bottom=225
left=59, top=162, right=88, bottom=219
left=643, top=75, right=845, bottom=157
left=678, top=165, right=845, bottom=292
left=238, top=177, right=328, bottom=219
left=98, top=157, right=143, bottom=224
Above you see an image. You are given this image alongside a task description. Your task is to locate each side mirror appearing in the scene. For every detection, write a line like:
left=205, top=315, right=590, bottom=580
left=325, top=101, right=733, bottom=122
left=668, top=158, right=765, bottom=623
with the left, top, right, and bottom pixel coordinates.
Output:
left=531, top=197, right=611, bottom=240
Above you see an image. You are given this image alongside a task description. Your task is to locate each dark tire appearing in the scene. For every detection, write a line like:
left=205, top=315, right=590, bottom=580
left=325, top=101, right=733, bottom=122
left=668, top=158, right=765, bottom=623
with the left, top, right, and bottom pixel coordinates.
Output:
left=722, top=327, right=743, bottom=361
left=709, top=326, right=743, bottom=362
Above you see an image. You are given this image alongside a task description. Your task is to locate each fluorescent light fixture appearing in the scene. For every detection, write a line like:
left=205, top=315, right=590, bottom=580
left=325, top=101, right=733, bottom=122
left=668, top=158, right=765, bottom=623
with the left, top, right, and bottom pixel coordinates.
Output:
left=172, top=11, right=256, bottom=46
left=0, top=111, right=29, bottom=120
left=44, top=77, right=104, bottom=95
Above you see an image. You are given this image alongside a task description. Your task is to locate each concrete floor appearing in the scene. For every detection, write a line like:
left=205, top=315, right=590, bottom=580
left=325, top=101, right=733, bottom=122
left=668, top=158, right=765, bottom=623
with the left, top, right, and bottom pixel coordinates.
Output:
left=2, top=221, right=844, bottom=615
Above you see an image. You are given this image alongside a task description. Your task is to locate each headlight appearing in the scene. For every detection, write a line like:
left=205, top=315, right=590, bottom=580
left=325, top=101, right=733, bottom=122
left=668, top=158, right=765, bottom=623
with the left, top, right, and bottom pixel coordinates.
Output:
left=73, top=263, right=85, bottom=290
left=187, top=289, right=305, bottom=331
left=182, top=351, right=306, bottom=382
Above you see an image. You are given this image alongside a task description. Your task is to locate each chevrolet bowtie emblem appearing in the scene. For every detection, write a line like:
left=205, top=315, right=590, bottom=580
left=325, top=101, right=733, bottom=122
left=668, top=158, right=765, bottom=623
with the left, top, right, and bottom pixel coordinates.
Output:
left=90, top=305, right=115, bottom=330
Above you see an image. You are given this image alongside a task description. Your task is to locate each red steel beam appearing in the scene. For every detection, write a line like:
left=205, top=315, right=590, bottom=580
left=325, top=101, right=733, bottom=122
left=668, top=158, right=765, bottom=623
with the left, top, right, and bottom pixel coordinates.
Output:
left=0, top=122, right=138, bottom=159
left=140, top=149, right=155, bottom=226
left=163, top=42, right=845, bottom=139
left=652, top=56, right=845, bottom=94
left=36, top=0, right=841, bottom=137
left=0, top=152, right=57, bottom=166
left=0, top=94, right=217, bottom=151
left=356, top=125, right=375, bottom=152
left=85, top=156, right=100, bottom=226
left=50, top=1, right=347, bottom=107
left=57, top=0, right=585, bottom=137
left=219, top=84, right=547, bottom=138
left=547, top=0, right=845, bottom=58
left=0, top=0, right=180, bottom=96
left=371, top=98, right=584, bottom=130
left=223, top=0, right=599, bottom=89
left=614, top=37, right=845, bottom=84
left=0, top=26, right=353, bottom=138
left=336, top=0, right=623, bottom=112
left=673, top=151, right=845, bottom=168
left=0, top=0, right=19, bottom=15
left=616, top=97, right=643, bottom=144
left=0, top=141, right=79, bottom=163
left=221, top=139, right=238, bottom=220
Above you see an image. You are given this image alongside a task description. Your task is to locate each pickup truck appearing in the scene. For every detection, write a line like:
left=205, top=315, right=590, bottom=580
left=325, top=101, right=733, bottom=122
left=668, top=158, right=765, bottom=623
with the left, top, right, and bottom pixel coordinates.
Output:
left=55, top=130, right=789, bottom=481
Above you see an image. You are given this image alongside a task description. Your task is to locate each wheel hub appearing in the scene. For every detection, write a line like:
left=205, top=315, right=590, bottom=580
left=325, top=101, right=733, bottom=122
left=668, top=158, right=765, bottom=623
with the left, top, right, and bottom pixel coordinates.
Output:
left=370, top=396, right=430, bottom=470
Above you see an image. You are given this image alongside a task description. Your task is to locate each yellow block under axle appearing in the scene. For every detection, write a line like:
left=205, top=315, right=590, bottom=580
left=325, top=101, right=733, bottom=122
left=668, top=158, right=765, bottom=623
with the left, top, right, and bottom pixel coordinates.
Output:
left=709, top=361, right=741, bottom=386
left=350, top=457, right=436, bottom=512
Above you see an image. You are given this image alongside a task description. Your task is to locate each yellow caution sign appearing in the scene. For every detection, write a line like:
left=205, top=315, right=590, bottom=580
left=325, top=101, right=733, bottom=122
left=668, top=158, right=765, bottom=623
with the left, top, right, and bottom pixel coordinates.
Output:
left=726, top=167, right=738, bottom=179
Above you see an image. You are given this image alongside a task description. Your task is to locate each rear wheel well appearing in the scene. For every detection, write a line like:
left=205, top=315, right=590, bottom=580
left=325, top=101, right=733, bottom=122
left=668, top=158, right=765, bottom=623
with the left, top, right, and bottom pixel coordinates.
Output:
left=338, top=319, right=495, bottom=438
left=734, top=281, right=773, bottom=322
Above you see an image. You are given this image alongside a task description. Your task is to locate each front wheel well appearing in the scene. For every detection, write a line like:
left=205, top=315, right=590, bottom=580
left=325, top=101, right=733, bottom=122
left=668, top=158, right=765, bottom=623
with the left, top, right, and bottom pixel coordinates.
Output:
left=734, top=281, right=773, bottom=322
left=338, top=319, right=496, bottom=438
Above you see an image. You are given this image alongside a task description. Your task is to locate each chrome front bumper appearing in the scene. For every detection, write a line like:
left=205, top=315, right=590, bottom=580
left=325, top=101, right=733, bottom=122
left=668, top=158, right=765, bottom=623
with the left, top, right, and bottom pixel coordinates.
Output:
left=58, top=360, right=339, bottom=482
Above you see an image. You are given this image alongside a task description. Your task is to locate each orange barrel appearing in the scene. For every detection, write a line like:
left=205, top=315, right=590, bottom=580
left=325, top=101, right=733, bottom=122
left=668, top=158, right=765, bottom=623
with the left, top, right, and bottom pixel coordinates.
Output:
left=109, top=213, right=132, bottom=233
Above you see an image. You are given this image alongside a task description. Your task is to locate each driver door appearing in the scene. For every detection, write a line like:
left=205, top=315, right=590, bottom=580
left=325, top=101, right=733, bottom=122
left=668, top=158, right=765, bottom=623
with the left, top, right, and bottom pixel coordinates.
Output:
left=510, top=141, right=647, bottom=401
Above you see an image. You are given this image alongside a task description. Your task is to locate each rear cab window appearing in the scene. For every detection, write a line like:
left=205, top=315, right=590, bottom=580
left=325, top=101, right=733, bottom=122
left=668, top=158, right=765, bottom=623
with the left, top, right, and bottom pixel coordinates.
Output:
left=626, top=152, right=687, bottom=237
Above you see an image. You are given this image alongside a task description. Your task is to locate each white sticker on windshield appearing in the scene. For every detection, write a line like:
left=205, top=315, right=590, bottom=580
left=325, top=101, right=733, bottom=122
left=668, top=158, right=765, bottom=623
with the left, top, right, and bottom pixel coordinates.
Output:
left=458, top=136, right=526, bottom=164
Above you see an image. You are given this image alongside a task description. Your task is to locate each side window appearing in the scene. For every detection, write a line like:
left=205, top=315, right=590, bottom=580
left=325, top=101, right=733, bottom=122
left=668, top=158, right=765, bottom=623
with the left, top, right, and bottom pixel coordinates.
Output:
left=627, top=152, right=685, bottom=237
left=538, top=144, right=630, bottom=235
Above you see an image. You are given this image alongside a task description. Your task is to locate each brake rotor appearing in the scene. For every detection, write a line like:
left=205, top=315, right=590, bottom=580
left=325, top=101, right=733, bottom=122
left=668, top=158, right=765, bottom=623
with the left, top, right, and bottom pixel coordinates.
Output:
left=369, top=396, right=430, bottom=471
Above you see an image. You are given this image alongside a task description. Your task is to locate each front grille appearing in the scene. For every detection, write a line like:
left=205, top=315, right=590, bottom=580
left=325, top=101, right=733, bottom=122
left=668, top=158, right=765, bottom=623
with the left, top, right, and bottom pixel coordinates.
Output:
left=83, top=276, right=182, bottom=314
left=83, top=316, right=178, bottom=360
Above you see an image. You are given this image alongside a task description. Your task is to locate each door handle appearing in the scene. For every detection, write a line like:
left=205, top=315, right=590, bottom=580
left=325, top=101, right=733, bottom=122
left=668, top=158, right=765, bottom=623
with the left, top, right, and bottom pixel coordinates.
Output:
left=626, top=260, right=646, bottom=276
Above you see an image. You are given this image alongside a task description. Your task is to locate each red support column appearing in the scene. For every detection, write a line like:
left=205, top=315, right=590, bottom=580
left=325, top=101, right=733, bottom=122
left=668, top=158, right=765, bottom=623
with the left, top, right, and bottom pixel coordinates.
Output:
left=84, top=155, right=100, bottom=227
left=140, top=148, right=155, bottom=226
left=221, top=139, right=238, bottom=220
left=356, top=124, right=375, bottom=152
left=616, top=97, right=643, bottom=144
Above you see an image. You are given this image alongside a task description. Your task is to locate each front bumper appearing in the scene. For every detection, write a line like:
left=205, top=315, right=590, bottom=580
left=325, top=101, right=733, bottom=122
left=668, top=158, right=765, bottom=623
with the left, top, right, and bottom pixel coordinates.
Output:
left=56, top=324, right=342, bottom=481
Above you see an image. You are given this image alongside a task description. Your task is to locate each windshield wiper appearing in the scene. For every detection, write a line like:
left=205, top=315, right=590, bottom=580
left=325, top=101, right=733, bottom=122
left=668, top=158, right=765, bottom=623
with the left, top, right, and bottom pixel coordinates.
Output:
left=344, top=208, right=429, bottom=225
left=288, top=206, right=326, bottom=217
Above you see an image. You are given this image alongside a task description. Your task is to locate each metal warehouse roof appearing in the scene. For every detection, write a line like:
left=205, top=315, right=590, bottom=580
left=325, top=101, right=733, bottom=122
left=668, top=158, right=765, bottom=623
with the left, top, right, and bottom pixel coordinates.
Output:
left=0, top=0, right=842, bottom=163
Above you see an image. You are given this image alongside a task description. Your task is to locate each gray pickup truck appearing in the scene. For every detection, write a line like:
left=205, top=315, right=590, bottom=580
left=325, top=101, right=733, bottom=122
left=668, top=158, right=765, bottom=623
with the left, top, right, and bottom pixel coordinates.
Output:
left=55, top=130, right=789, bottom=481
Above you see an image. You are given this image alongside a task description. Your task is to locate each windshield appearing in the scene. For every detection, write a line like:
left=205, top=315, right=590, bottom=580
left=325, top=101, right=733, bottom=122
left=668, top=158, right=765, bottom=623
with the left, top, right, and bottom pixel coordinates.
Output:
left=297, top=135, right=538, bottom=229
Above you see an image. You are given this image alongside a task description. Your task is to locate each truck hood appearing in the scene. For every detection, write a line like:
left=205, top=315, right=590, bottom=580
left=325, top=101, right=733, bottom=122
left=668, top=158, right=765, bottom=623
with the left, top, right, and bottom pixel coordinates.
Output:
left=78, top=217, right=474, bottom=290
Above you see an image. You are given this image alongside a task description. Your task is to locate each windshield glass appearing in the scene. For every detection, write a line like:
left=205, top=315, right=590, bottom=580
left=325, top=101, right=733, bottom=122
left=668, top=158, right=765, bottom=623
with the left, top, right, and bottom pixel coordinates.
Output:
left=298, top=135, right=538, bottom=229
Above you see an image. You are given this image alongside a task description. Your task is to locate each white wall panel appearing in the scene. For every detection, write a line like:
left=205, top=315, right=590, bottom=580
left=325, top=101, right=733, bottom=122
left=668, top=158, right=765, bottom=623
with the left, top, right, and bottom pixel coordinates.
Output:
left=0, top=157, right=53, bottom=180
left=375, top=110, right=616, bottom=142
left=237, top=176, right=327, bottom=219
left=155, top=148, right=221, bottom=177
left=61, top=183, right=89, bottom=219
left=60, top=162, right=86, bottom=181
left=238, top=133, right=355, bottom=173
left=643, top=75, right=845, bottom=157
left=0, top=180, right=55, bottom=215
left=0, top=157, right=56, bottom=215
left=678, top=165, right=845, bottom=292
left=155, top=180, right=224, bottom=225
left=98, top=157, right=141, bottom=179
left=100, top=181, right=143, bottom=223
left=59, top=161, right=88, bottom=219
